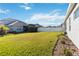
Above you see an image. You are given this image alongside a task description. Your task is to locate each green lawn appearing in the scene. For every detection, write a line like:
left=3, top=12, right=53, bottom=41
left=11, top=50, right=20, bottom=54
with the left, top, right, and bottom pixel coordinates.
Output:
left=0, top=32, right=61, bottom=56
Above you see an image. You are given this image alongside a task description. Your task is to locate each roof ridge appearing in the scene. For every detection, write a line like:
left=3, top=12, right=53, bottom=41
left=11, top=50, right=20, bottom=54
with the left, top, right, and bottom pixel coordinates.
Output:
left=6, top=20, right=17, bottom=25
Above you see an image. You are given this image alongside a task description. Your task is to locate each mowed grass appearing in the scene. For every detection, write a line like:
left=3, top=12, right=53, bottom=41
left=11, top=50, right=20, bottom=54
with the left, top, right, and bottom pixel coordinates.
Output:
left=0, top=32, right=61, bottom=56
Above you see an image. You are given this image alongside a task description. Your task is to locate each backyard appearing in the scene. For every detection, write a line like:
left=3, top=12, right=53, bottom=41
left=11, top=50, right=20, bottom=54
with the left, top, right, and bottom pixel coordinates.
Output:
left=0, top=32, right=61, bottom=56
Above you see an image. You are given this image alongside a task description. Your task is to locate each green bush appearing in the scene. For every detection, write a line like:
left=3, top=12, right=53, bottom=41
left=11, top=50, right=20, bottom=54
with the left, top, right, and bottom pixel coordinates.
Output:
left=0, top=25, right=10, bottom=35
left=0, top=25, right=9, bottom=31
left=64, top=48, right=73, bottom=56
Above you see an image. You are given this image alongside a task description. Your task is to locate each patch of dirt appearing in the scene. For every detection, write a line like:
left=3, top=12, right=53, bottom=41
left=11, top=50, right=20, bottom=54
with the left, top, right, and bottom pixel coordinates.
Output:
left=52, top=34, right=79, bottom=56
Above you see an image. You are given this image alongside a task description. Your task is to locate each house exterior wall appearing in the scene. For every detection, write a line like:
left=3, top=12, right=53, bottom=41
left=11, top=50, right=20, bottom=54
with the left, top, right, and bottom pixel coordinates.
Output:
left=66, top=4, right=79, bottom=49
left=9, top=26, right=24, bottom=32
left=8, top=21, right=27, bottom=32
left=38, top=27, right=64, bottom=32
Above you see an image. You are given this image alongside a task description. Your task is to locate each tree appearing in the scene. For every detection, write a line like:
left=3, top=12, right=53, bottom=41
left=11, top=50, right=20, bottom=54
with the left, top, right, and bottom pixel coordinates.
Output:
left=0, top=25, right=10, bottom=36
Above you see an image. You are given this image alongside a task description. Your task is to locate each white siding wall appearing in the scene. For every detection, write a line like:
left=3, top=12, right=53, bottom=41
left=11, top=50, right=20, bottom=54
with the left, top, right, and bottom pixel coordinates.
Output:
left=38, top=27, right=64, bottom=32
left=66, top=4, right=79, bottom=49
left=9, top=26, right=24, bottom=32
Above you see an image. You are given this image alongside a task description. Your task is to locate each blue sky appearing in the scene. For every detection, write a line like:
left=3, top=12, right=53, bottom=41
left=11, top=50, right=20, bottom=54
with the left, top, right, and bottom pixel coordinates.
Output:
left=0, top=3, right=69, bottom=26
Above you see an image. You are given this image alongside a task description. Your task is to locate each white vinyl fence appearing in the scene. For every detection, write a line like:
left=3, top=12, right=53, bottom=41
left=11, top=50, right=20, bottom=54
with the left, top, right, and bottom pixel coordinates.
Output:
left=37, top=27, right=65, bottom=32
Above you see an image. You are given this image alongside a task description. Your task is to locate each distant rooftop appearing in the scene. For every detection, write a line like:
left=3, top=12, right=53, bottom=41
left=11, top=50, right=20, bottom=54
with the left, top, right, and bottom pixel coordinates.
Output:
left=0, top=18, right=26, bottom=25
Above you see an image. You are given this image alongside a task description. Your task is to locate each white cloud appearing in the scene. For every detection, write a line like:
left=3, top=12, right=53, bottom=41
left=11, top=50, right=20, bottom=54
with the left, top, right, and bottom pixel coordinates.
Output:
left=30, top=14, right=54, bottom=20
left=49, top=9, right=62, bottom=15
left=20, top=3, right=31, bottom=10
left=0, top=9, right=10, bottom=14
left=25, top=9, right=65, bottom=26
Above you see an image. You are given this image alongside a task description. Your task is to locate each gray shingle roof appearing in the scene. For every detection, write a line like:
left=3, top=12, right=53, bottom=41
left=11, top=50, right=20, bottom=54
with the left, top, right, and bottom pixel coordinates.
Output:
left=0, top=18, right=26, bottom=25
left=0, top=18, right=17, bottom=25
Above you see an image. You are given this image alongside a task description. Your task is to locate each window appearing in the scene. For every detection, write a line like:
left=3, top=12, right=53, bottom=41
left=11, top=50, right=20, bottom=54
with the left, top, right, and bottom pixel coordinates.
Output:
left=74, top=7, right=79, bottom=19
left=17, top=28, right=21, bottom=30
left=69, top=17, right=71, bottom=31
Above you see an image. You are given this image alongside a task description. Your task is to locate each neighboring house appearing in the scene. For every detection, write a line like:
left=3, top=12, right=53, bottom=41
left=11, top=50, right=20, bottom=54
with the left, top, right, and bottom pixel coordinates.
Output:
left=47, top=26, right=53, bottom=28
left=64, top=3, right=79, bottom=48
left=0, top=18, right=27, bottom=32
left=26, top=24, right=43, bottom=32
left=34, top=24, right=43, bottom=27
left=27, top=24, right=38, bottom=32
left=37, top=24, right=65, bottom=32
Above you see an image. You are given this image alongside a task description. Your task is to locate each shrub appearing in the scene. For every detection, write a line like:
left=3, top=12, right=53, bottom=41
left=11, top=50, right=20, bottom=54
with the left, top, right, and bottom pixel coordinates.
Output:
left=0, top=25, right=9, bottom=30
left=64, top=48, right=73, bottom=56
left=0, top=25, right=10, bottom=36
left=61, top=40, right=65, bottom=44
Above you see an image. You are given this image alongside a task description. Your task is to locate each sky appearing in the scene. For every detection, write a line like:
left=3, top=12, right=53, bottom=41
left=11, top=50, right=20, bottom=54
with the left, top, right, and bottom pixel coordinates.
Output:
left=0, top=3, right=69, bottom=26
